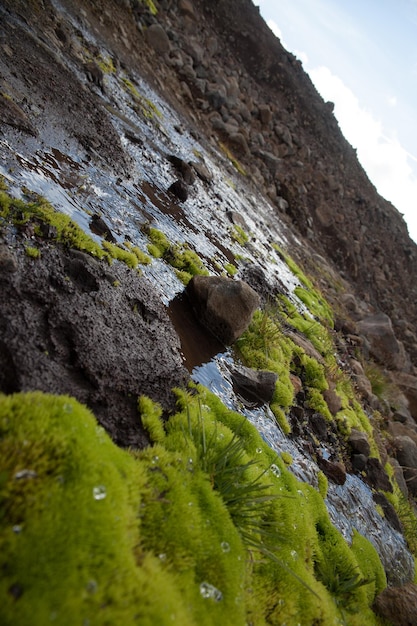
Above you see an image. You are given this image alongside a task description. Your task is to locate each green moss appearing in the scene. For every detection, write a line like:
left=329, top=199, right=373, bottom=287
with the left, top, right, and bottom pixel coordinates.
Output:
left=97, top=54, right=116, bottom=74
left=122, top=77, right=162, bottom=120
left=0, top=190, right=106, bottom=260
left=146, top=227, right=171, bottom=257
left=219, top=142, right=246, bottom=176
left=230, top=224, right=249, bottom=246
left=294, top=285, right=334, bottom=327
left=145, top=227, right=209, bottom=279
left=317, top=471, right=328, bottom=499
left=224, top=262, right=237, bottom=276
left=102, top=241, right=139, bottom=269
left=305, top=387, right=333, bottom=421
left=124, top=241, right=151, bottom=265
left=281, top=451, right=293, bottom=466
left=24, top=245, right=41, bottom=259
left=140, top=0, right=158, bottom=15
left=138, top=395, right=166, bottom=444
left=0, top=389, right=386, bottom=625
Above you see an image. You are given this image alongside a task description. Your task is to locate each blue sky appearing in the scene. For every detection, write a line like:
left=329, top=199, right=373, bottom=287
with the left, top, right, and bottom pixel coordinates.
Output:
left=255, top=0, right=417, bottom=242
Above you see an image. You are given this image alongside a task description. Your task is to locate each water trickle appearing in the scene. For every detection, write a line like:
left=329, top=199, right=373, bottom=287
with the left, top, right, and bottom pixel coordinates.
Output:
left=199, top=581, right=223, bottom=602
left=92, top=485, right=107, bottom=501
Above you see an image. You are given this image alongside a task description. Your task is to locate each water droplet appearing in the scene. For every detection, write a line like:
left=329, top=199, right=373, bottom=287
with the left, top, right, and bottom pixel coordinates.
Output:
left=14, top=469, right=37, bottom=480
left=290, top=550, right=298, bottom=560
left=188, top=501, right=193, bottom=506
left=270, top=463, right=281, bottom=477
left=221, top=541, right=230, bottom=553
left=256, top=447, right=263, bottom=454
left=86, top=580, right=98, bottom=594
left=63, top=403, right=73, bottom=413
left=199, top=582, right=223, bottom=601
left=13, top=525, right=22, bottom=534
left=152, top=455, right=159, bottom=464
left=158, top=553, right=167, bottom=561
left=93, top=485, right=107, bottom=500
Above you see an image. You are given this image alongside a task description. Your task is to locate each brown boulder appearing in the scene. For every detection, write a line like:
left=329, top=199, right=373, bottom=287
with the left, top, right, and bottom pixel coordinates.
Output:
left=186, top=275, right=260, bottom=345
left=145, top=24, right=171, bottom=55
left=373, top=583, right=417, bottom=626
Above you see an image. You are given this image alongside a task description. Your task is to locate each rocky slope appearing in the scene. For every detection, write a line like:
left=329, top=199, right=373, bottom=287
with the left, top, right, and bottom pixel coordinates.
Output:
left=1, top=0, right=417, bottom=624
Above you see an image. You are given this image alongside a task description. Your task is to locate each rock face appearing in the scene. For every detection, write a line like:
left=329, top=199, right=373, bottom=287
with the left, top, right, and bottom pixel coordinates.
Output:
left=0, top=245, right=189, bottom=448
left=186, top=275, right=260, bottom=345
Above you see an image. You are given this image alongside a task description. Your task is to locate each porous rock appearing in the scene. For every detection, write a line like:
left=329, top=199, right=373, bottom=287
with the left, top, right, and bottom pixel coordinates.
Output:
left=186, top=275, right=260, bottom=345
left=0, top=243, right=189, bottom=448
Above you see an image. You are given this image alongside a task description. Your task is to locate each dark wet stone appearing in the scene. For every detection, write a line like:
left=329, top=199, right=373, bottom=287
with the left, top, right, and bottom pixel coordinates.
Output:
left=89, top=214, right=116, bottom=242
left=167, top=155, right=195, bottom=184
left=392, top=435, right=417, bottom=496
left=230, top=365, right=277, bottom=404
left=0, top=241, right=189, bottom=448
left=309, top=412, right=327, bottom=438
left=364, top=457, right=392, bottom=492
left=348, top=428, right=371, bottom=457
left=351, top=453, right=367, bottom=472
left=317, top=457, right=346, bottom=485
left=373, top=491, right=402, bottom=533
left=168, top=179, right=188, bottom=202
left=191, top=160, right=213, bottom=183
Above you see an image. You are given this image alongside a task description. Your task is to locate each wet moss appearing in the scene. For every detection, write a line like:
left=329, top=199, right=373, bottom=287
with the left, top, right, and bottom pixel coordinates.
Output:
left=24, top=245, right=41, bottom=259
left=0, top=390, right=387, bottom=625
left=0, top=190, right=106, bottom=260
left=145, top=227, right=209, bottom=283
left=230, top=224, right=249, bottom=246
left=140, top=0, right=158, bottom=15
left=219, top=142, right=246, bottom=176
left=121, top=77, right=162, bottom=120
left=102, top=241, right=139, bottom=269
left=224, top=262, right=237, bottom=276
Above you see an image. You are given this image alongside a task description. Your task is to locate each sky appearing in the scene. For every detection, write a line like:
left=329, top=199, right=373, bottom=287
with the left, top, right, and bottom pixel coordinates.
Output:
left=254, top=0, right=417, bottom=242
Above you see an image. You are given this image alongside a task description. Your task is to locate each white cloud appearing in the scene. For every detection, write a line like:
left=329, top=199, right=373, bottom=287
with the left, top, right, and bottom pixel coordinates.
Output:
left=309, top=66, right=417, bottom=242
left=387, top=95, right=397, bottom=107
left=267, top=19, right=309, bottom=65
left=267, top=19, right=282, bottom=39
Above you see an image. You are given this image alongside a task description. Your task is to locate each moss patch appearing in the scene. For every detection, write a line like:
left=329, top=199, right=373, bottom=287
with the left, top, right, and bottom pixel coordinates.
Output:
left=145, top=227, right=209, bottom=284
left=0, top=390, right=387, bottom=625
